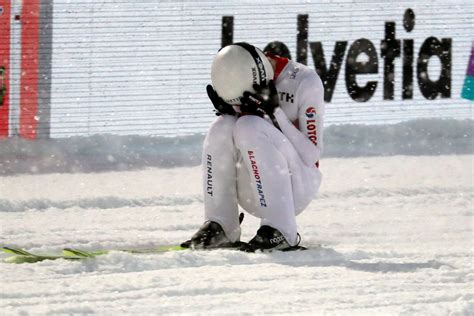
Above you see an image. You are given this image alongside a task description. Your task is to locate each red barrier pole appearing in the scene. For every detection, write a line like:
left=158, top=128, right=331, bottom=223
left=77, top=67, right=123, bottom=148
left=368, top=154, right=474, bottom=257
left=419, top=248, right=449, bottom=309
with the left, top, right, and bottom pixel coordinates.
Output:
left=19, top=0, right=40, bottom=139
left=0, top=1, right=11, bottom=137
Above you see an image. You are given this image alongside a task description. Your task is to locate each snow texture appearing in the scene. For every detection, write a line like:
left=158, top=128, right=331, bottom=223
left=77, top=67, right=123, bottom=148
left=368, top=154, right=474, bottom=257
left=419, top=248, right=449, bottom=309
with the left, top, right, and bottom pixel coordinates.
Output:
left=0, top=119, right=473, bottom=314
left=1, top=118, right=472, bottom=176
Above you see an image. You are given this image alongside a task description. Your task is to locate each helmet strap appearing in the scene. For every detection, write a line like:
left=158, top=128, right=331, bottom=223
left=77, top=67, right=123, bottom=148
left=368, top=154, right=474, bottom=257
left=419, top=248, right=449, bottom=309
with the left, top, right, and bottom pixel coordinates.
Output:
left=234, top=42, right=267, bottom=86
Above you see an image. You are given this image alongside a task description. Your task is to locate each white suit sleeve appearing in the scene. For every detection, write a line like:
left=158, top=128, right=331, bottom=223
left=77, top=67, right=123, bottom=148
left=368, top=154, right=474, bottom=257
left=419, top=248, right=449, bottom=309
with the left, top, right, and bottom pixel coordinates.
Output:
left=273, top=72, right=324, bottom=168
left=297, top=72, right=325, bottom=164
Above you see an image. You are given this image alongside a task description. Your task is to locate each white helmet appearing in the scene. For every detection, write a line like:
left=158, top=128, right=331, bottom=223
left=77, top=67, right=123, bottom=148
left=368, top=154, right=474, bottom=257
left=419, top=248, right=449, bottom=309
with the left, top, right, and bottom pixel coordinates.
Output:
left=211, top=43, right=274, bottom=105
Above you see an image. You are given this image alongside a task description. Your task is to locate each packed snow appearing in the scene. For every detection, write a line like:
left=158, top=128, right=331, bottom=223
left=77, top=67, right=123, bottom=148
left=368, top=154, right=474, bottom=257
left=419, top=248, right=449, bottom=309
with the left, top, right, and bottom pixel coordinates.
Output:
left=0, top=120, right=473, bottom=314
left=1, top=119, right=472, bottom=175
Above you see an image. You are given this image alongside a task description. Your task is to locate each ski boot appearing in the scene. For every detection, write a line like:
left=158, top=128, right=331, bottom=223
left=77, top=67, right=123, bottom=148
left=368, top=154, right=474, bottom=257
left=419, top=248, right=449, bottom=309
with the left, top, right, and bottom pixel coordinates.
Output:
left=180, top=221, right=231, bottom=249
left=240, top=225, right=306, bottom=252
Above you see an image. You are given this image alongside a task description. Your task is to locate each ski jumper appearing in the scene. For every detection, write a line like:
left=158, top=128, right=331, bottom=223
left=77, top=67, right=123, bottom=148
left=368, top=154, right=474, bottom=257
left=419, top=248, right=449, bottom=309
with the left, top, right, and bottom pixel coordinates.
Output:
left=202, top=55, right=325, bottom=245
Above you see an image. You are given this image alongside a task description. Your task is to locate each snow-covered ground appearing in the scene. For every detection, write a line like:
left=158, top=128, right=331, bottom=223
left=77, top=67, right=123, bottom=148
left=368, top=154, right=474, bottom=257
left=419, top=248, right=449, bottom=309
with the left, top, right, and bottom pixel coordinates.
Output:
left=0, top=154, right=472, bottom=315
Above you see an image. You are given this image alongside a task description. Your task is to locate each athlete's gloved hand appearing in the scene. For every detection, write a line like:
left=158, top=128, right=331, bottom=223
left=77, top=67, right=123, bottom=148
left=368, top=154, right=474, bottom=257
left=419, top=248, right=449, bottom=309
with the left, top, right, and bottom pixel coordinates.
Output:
left=240, top=80, right=279, bottom=117
left=206, top=85, right=236, bottom=116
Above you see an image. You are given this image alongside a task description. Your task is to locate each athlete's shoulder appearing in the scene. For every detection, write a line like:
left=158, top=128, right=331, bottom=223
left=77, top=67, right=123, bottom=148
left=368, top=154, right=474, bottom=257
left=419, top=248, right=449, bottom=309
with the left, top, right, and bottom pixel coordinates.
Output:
left=282, top=60, right=321, bottom=85
left=287, top=60, right=323, bottom=91
left=274, top=58, right=323, bottom=103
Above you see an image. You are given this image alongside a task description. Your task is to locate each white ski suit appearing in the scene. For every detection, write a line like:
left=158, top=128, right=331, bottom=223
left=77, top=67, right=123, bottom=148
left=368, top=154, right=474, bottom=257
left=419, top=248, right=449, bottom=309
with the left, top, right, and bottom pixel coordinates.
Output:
left=203, top=55, right=325, bottom=245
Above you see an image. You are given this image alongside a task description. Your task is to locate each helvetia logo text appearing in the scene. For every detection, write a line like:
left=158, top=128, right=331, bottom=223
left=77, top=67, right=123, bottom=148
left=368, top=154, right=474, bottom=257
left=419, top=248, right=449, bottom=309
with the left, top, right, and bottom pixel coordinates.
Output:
left=221, top=9, right=452, bottom=103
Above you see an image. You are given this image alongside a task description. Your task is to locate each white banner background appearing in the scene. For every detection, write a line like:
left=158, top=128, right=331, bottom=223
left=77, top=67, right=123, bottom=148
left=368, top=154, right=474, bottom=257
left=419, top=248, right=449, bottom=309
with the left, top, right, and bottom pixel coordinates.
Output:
left=47, top=0, right=473, bottom=137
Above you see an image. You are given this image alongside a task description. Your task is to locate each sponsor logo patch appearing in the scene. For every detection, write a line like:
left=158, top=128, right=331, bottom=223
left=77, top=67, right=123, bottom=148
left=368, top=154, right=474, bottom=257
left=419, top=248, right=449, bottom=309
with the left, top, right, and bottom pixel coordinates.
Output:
left=206, top=154, right=213, bottom=196
left=305, top=107, right=318, bottom=145
left=248, top=151, right=267, bottom=207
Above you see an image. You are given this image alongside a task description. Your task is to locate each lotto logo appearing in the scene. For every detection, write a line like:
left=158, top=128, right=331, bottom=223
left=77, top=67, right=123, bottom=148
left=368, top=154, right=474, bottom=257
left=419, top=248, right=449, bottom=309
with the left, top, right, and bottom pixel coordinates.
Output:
left=305, top=107, right=318, bottom=145
left=305, top=107, right=316, bottom=118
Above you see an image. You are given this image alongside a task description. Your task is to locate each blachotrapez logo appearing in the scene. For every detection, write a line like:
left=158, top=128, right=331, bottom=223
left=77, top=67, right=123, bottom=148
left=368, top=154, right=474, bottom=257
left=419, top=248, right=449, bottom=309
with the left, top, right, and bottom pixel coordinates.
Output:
left=461, top=45, right=474, bottom=101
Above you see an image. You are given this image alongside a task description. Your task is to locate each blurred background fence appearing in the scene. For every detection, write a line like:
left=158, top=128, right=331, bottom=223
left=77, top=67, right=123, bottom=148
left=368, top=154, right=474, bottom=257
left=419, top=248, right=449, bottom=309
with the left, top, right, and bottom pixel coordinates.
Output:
left=0, top=0, right=472, bottom=139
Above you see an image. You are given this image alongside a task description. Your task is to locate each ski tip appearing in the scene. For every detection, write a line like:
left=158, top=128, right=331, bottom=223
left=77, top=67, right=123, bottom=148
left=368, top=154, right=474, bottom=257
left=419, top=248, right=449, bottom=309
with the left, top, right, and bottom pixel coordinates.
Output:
left=1, top=246, right=34, bottom=256
left=63, top=248, right=96, bottom=258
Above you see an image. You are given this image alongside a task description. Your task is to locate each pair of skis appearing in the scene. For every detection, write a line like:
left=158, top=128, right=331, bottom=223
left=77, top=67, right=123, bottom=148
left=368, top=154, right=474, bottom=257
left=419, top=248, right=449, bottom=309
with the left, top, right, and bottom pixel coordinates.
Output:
left=0, top=246, right=186, bottom=264
left=1, top=243, right=308, bottom=264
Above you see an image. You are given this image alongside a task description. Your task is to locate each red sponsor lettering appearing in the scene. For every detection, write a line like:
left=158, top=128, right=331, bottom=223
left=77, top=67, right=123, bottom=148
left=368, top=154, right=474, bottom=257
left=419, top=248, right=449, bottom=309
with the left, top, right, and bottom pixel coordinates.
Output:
left=305, top=107, right=318, bottom=145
